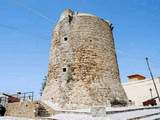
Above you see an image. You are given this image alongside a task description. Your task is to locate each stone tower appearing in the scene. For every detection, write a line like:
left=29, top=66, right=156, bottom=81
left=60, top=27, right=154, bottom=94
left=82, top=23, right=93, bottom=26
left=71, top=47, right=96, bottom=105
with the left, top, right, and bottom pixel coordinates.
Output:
left=42, top=9, right=128, bottom=109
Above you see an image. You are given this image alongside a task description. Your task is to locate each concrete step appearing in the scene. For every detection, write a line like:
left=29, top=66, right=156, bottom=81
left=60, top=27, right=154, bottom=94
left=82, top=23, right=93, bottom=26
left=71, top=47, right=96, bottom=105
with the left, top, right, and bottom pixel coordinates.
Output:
left=129, top=112, right=160, bottom=120
left=37, top=104, right=51, bottom=117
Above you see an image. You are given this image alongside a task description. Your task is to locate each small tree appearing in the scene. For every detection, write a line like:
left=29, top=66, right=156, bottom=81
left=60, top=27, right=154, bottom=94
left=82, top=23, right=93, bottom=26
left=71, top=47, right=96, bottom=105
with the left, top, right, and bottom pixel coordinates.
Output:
left=40, top=76, right=47, bottom=96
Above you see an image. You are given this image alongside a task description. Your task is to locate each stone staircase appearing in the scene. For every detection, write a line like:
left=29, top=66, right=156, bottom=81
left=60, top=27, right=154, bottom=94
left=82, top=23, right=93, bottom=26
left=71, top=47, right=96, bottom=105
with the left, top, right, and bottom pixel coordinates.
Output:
left=37, top=104, right=50, bottom=117
left=37, top=101, right=55, bottom=118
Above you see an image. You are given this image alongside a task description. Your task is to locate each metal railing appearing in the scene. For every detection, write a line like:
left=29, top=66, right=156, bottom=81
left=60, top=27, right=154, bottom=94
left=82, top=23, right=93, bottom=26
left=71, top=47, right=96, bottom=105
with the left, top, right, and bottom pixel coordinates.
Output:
left=0, top=92, right=34, bottom=107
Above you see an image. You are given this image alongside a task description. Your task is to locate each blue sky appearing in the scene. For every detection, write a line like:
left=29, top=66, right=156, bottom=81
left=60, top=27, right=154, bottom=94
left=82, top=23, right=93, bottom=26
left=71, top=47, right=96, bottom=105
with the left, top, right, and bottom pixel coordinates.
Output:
left=0, top=0, right=160, bottom=99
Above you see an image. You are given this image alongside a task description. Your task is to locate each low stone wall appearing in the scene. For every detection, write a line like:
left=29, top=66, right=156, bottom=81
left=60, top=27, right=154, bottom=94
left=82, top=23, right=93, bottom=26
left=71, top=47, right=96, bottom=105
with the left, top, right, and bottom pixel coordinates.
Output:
left=5, top=101, right=39, bottom=118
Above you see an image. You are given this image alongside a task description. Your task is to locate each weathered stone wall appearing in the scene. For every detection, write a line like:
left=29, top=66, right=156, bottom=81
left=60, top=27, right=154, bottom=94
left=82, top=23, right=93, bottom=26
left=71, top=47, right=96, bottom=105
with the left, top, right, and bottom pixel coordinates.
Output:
left=5, top=101, right=55, bottom=118
left=5, top=101, right=39, bottom=118
left=42, top=9, right=128, bottom=109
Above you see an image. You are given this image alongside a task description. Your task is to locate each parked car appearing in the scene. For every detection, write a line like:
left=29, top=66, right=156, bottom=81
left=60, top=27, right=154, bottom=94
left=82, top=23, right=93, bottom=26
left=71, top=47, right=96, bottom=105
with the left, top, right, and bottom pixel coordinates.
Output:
left=0, top=104, right=6, bottom=116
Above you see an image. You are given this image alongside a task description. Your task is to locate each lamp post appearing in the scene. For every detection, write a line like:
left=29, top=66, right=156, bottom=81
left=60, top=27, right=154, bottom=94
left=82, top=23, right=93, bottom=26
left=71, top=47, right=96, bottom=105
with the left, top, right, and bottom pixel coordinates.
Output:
left=149, top=88, right=153, bottom=99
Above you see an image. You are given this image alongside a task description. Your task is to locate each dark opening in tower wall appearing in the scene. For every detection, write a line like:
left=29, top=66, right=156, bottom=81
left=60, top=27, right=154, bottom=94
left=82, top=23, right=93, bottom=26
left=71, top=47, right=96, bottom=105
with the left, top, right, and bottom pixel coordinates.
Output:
left=64, top=37, right=68, bottom=41
left=63, top=68, right=66, bottom=72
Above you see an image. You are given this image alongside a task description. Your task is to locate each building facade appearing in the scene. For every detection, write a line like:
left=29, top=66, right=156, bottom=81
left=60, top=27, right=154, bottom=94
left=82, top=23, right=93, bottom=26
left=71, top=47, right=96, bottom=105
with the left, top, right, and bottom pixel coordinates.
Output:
left=123, top=77, right=160, bottom=106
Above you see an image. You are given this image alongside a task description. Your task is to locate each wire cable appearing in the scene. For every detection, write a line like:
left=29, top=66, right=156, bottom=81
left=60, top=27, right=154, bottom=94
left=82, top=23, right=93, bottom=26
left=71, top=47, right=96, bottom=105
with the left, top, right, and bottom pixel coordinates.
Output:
left=0, top=23, right=50, bottom=41
left=0, top=24, right=19, bottom=31
left=12, top=0, right=53, bottom=24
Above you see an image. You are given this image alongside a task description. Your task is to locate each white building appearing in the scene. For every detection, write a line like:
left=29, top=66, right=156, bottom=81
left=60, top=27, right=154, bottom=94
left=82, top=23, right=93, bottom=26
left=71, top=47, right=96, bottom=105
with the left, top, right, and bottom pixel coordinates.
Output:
left=123, top=74, right=160, bottom=106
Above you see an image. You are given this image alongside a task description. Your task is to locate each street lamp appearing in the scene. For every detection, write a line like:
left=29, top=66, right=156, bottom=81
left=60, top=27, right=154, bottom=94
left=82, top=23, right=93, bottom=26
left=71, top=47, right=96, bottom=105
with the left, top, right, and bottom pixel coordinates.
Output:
left=149, top=88, right=153, bottom=99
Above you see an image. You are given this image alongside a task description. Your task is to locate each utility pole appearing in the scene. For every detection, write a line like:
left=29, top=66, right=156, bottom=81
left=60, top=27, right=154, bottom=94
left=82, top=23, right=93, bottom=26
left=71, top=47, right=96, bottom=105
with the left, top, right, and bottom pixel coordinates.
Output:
left=145, top=57, right=160, bottom=102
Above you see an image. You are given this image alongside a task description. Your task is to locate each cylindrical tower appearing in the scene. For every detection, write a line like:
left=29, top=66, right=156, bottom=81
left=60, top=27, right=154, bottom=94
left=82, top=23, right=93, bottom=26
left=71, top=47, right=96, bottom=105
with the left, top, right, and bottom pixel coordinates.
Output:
left=42, top=9, right=128, bottom=109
